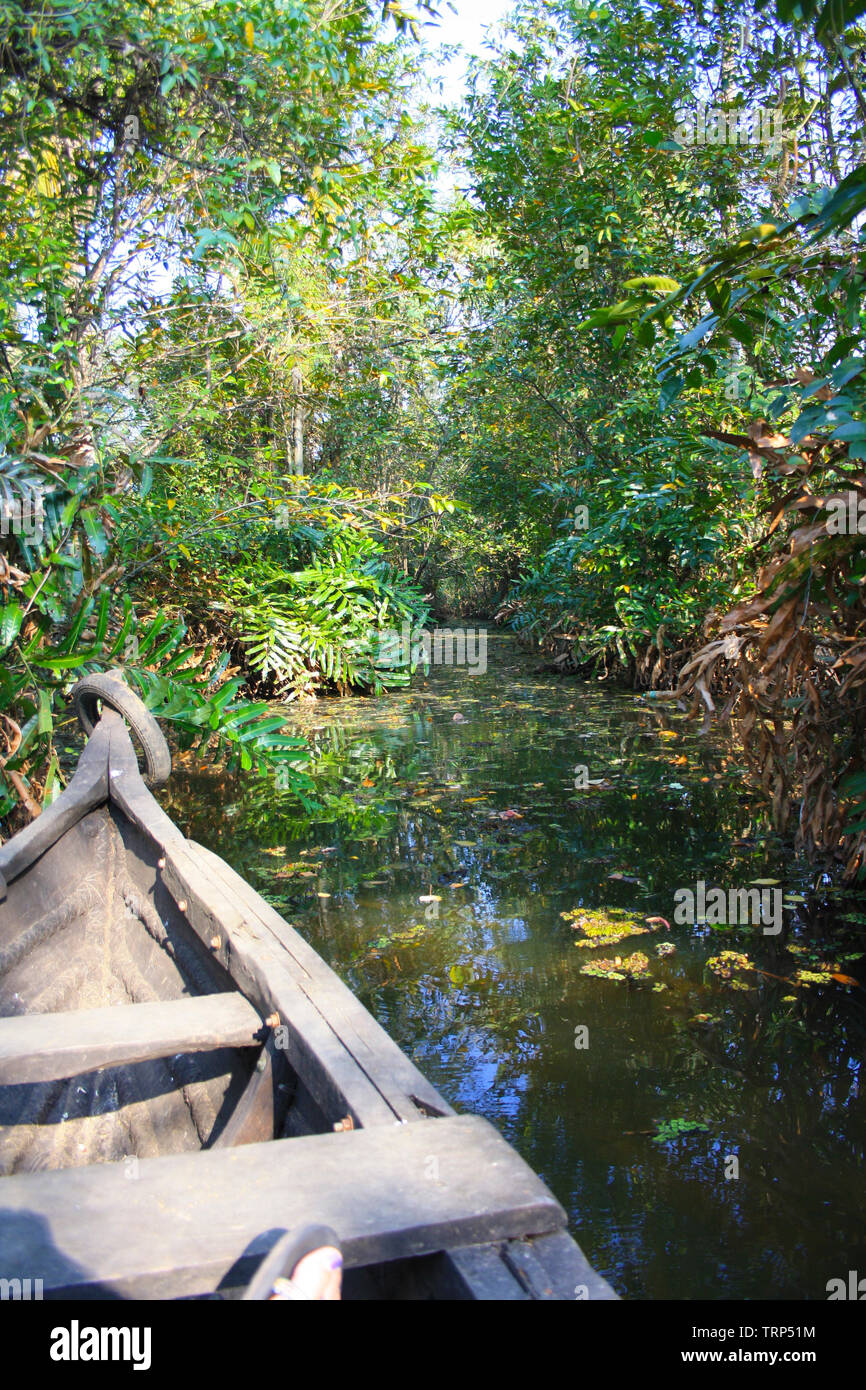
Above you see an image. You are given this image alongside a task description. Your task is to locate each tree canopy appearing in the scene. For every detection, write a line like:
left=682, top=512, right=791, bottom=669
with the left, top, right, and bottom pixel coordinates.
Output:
left=3, top=0, right=866, bottom=876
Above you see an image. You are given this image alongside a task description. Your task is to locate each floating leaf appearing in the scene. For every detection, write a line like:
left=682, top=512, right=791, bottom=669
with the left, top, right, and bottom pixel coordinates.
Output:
left=652, top=1117, right=709, bottom=1144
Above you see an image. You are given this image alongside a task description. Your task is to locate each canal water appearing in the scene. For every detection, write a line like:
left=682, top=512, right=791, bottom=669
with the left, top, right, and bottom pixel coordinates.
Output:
left=164, top=629, right=866, bottom=1299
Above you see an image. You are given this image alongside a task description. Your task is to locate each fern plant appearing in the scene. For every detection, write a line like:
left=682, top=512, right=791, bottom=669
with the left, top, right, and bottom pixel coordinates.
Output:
left=219, top=554, right=429, bottom=700
left=0, top=585, right=313, bottom=829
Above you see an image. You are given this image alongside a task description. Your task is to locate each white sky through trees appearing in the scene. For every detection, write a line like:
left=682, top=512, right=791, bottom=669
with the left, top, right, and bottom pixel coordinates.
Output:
left=420, top=0, right=514, bottom=101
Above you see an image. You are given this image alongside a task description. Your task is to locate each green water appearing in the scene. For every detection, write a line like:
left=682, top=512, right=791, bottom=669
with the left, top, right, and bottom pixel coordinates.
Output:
left=164, top=630, right=866, bottom=1300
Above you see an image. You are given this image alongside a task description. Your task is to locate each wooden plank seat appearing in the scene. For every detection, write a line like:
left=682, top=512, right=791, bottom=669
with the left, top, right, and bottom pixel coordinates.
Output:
left=0, top=994, right=264, bottom=1086
left=0, top=1113, right=567, bottom=1299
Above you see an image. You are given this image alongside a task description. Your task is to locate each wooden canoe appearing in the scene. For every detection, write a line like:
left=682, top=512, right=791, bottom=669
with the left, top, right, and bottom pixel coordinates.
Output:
left=0, top=686, right=616, bottom=1300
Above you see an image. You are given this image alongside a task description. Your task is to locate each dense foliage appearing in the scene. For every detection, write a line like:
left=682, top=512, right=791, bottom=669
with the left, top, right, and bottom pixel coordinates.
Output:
left=434, top=0, right=866, bottom=874
left=3, top=0, right=866, bottom=877
left=0, top=0, right=437, bottom=826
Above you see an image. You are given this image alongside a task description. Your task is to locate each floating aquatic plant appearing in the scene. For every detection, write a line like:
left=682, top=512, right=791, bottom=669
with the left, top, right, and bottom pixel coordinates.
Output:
left=624, top=951, right=650, bottom=977
left=580, top=951, right=650, bottom=983
left=794, top=967, right=835, bottom=987
left=357, top=922, right=433, bottom=963
left=707, top=950, right=755, bottom=983
left=564, top=906, right=654, bottom=949
left=652, top=1117, right=710, bottom=1144
left=580, top=958, right=626, bottom=981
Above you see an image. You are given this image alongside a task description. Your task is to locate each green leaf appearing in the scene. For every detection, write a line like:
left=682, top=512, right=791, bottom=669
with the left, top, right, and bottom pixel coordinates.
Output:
left=37, top=687, right=53, bottom=735
left=622, top=275, right=681, bottom=294
left=658, top=374, right=684, bottom=410
left=0, top=602, right=23, bottom=652
left=80, top=509, right=108, bottom=556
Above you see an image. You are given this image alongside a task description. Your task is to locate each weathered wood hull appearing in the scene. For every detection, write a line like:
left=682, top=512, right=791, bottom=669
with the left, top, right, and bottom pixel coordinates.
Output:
left=0, top=708, right=617, bottom=1300
left=0, top=804, right=257, bottom=1174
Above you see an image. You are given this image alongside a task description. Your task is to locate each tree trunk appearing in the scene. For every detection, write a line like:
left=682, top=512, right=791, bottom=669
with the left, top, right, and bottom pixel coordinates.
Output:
left=291, top=366, right=304, bottom=477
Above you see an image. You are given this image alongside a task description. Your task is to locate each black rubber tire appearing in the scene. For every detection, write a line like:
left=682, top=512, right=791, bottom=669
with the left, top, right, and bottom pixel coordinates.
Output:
left=69, top=673, right=172, bottom=785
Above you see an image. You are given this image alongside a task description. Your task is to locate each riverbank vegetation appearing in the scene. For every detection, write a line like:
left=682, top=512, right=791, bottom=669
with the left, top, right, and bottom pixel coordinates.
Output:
left=2, top=0, right=866, bottom=878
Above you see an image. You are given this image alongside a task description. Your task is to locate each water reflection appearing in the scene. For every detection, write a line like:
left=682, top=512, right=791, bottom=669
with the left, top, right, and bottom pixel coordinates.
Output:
left=164, top=630, right=866, bottom=1299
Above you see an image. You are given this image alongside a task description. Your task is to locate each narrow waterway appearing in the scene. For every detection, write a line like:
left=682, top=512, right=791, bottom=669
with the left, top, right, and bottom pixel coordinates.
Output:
left=164, top=629, right=866, bottom=1299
